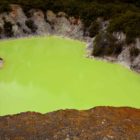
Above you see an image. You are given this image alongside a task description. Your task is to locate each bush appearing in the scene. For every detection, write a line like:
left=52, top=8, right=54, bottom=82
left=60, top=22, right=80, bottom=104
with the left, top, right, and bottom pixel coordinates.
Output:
left=0, top=1, right=10, bottom=13
left=92, top=32, right=123, bottom=56
left=88, top=21, right=100, bottom=37
left=129, top=47, right=140, bottom=57
left=0, top=27, right=2, bottom=34
left=4, top=21, right=13, bottom=37
left=108, top=11, right=140, bottom=44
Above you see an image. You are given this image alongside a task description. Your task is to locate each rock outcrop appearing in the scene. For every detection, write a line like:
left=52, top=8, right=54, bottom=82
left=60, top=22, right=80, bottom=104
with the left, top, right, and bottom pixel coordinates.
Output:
left=0, top=107, right=140, bottom=140
left=91, top=30, right=140, bottom=73
left=0, top=4, right=31, bottom=38
left=0, top=4, right=84, bottom=40
left=28, top=9, right=51, bottom=35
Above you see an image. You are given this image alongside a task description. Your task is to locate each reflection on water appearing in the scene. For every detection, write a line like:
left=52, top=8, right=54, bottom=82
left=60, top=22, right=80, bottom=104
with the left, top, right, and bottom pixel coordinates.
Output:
left=0, top=36, right=140, bottom=116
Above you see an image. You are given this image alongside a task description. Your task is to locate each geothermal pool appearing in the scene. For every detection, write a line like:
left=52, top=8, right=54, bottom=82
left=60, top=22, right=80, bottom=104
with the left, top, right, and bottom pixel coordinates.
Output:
left=0, top=36, right=140, bottom=116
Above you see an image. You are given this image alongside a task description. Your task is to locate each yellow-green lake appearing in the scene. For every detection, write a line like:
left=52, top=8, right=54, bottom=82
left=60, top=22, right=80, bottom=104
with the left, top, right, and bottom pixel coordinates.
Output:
left=0, top=36, right=140, bottom=116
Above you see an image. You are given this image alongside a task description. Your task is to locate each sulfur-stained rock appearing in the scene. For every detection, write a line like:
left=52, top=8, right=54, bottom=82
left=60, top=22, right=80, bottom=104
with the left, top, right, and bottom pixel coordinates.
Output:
left=46, top=10, right=57, bottom=23
left=0, top=107, right=140, bottom=140
left=57, top=12, right=67, bottom=17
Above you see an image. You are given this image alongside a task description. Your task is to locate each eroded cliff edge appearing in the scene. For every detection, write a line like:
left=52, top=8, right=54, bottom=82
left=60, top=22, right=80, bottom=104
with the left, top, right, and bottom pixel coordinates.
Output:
left=0, top=107, right=140, bottom=140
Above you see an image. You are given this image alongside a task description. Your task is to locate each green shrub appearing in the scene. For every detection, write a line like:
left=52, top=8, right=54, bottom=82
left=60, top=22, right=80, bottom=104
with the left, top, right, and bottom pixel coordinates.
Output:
left=88, top=21, right=100, bottom=37
left=129, top=47, right=140, bottom=57
left=4, top=21, right=13, bottom=37
left=108, top=11, right=140, bottom=44
left=0, top=27, right=2, bottom=34
left=92, top=32, right=123, bottom=56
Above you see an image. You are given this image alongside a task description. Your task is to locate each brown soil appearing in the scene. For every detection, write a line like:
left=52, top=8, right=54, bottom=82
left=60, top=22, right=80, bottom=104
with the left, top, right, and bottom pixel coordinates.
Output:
left=0, top=107, right=140, bottom=140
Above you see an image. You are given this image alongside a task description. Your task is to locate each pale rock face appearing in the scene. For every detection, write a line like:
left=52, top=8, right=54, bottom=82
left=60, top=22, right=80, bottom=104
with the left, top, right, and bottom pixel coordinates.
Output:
left=117, top=39, right=140, bottom=72
left=54, top=16, right=71, bottom=35
left=113, top=32, right=126, bottom=42
left=0, top=5, right=84, bottom=39
left=136, top=38, right=140, bottom=49
left=53, top=15, right=83, bottom=39
left=0, top=12, right=15, bottom=38
left=69, top=17, right=84, bottom=38
left=86, top=38, right=95, bottom=57
left=9, top=4, right=31, bottom=35
left=0, top=4, right=31, bottom=37
left=70, top=23, right=83, bottom=39
left=57, top=12, right=67, bottom=17
left=12, top=24, right=19, bottom=36
left=118, top=47, right=131, bottom=66
left=10, top=4, right=26, bottom=22
left=0, top=15, right=4, bottom=28
left=131, top=55, right=140, bottom=73
left=46, top=10, right=56, bottom=23
left=112, top=33, right=140, bottom=72
left=46, top=10, right=84, bottom=39
left=29, top=9, right=52, bottom=35
left=0, top=15, right=4, bottom=38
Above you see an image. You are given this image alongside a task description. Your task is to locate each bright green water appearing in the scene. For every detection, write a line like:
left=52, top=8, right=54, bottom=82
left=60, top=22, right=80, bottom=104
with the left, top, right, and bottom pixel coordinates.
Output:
left=0, top=36, right=140, bottom=116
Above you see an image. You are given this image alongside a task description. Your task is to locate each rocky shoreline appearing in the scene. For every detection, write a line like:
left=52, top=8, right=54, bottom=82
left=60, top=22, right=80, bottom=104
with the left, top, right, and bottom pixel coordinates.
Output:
left=0, top=4, right=140, bottom=73
left=0, top=107, right=140, bottom=140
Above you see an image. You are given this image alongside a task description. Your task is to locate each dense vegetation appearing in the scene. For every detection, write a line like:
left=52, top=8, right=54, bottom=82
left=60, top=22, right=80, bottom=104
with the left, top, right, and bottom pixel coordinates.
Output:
left=108, top=11, right=140, bottom=44
left=92, top=32, right=123, bottom=56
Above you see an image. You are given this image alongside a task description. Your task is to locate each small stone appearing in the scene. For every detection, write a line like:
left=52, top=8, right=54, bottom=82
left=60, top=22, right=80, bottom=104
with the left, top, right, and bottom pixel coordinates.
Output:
left=0, top=57, right=4, bottom=68
left=46, top=10, right=56, bottom=23
left=57, top=12, right=67, bottom=17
